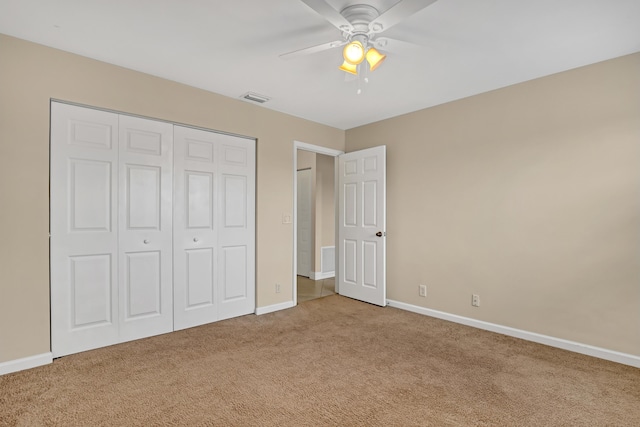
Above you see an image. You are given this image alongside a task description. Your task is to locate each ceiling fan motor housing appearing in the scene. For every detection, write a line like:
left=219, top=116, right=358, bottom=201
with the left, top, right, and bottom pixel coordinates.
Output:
left=340, top=4, right=380, bottom=40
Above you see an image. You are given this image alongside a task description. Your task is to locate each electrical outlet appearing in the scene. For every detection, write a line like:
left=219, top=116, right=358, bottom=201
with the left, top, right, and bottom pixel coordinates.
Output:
left=419, top=285, right=427, bottom=297
left=275, top=283, right=281, bottom=293
left=472, top=294, right=480, bottom=307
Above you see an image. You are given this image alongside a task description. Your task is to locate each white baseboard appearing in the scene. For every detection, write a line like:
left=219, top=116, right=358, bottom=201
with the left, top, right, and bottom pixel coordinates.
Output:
left=387, top=299, right=640, bottom=369
left=0, top=352, right=53, bottom=376
left=255, top=300, right=295, bottom=315
left=310, top=271, right=335, bottom=280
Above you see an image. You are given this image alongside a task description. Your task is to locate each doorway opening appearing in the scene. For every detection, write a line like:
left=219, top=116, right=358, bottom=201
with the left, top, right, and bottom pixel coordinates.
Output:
left=293, top=141, right=343, bottom=304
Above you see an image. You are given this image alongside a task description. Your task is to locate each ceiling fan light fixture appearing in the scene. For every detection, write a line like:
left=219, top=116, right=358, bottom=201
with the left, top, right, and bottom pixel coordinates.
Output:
left=339, top=60, right=358, bottom=75
left=365, top=47, right=386, bottom=71
left=343, top=40, right=365, bottom=65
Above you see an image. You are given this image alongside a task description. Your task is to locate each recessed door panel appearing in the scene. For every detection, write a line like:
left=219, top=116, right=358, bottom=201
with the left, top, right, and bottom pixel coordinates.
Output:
left=70, top=159, right=111, bottom=232
left=186, top=139, right=214, bottom=162
left=69, top=120, right=112, bottom=149
left=363, top=241, right=377, bottom=289
left=223, top=175, right=246, bottom=228
left=221, top=245, right=247, bottom=301
left=124, top=251, right=161, bottom=319
left=364, top=156, right=378, bottom=172
left=344, top=239, right=357, bottom=284
left=186, top=248, right=215, bottom=308
left=125, top=129, right=162, bottom=156
left=127, top=165, right=160, bottom=230
left=344, top=183, right=357, bottom=227
left=70, top=254, right=112, bottom=328
left=187, top=172, right=214, bottom=229
left=222, top=145, right=247, bottom=166
left=363, top=181, right=377, bottom=227
left=344, top=159, right=358, bottom=176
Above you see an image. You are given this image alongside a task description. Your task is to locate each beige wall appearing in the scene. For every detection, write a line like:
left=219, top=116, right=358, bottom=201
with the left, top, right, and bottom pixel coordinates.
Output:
left=346, top=53, right=640, bottom=356
left=0, top=34, right=344, bottom=363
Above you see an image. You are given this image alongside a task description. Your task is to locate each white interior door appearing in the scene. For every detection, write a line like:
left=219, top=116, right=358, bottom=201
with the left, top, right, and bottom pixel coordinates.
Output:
left=51, top=102, right=120, bottom=357
left=118, top=115, right=173, bottom=342
left=173, top=127, right=256, bottom=328
left=173, top=126, right=219, bottom=330
left=217, top=134, right=256, bottom=320
left=337, top=146, right=386, bottom=306
left=296, top=168, right=312, bottom=278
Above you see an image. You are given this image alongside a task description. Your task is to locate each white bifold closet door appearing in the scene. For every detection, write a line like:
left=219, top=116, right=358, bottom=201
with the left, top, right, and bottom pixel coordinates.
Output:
left=51, top=103, right=121, bottom=356
left=173, top=126, right=255, bottom=330
left=118, top=115, right=174, bottom=342
left=51, top=103, right=174, bottom=357
left=51, top=102, right=255, bottom=357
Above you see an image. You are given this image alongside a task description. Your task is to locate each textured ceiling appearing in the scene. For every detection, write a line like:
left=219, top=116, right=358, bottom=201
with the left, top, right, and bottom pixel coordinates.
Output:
left=1, top=0, right=639, bottom=129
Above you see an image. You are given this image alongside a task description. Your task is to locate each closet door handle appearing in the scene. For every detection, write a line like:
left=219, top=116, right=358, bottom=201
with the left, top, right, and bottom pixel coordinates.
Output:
left=193, top=237, right=199, bottom=242
left=143, top=239, right=150, bottom=244
left=376, top=232, right=383, bottom=237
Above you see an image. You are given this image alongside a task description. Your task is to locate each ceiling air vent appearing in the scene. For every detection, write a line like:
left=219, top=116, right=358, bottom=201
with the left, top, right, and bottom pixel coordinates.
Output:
left=240, top=92, right=271, bottom=104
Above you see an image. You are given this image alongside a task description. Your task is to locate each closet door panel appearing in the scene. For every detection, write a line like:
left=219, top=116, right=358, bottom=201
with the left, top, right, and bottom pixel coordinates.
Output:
left=126, top=165, right=161, bottom=229
left=173, top=126, right=219, bottom=330
left=218, top=137, right=256, bottom=320
left=118, top=115, right=173, bottom=342
left=51, top=102, right=119, bottom=357
left=124, top=251, right=162, bottom=318
left=186, top=248, right=215, bottom=306
left=221, top=245, right=248, bottom=301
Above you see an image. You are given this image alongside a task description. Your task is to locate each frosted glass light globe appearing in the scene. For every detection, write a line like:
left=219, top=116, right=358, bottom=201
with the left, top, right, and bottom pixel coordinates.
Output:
left=343, top=41, right=365, bottom=65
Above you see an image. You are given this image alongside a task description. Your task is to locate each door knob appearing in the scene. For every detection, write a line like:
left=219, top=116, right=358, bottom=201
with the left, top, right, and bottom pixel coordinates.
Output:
left=143, top=239, right=149, bottom=244
left=193, top=237, right=199, bottom=242
left=376, top=231, right=383, bottom=237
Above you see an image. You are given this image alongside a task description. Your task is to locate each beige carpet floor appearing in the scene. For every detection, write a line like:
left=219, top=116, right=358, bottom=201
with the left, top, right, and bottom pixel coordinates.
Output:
left=1, top=294, right=639, bottom=426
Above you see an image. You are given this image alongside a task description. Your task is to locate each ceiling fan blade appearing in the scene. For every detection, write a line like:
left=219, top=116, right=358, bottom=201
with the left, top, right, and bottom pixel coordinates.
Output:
left=279, top=39, right=346, bottom=60
left=369, top=0, right=438, bottom=33
left=373, top=37, right=426, bottom=52
left=300, top=0, right=353, bottom=32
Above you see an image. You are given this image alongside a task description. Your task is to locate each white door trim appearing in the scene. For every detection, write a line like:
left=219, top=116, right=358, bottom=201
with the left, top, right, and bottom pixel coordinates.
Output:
left=292, top=141, right=343, bottom=305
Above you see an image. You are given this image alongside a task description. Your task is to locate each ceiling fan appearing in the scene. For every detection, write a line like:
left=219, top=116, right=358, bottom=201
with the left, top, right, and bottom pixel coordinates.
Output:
left=281, top=0, right=439, bottom=76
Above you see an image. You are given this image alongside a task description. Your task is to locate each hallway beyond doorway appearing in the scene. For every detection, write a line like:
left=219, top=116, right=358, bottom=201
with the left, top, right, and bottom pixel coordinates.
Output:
left=297, top=276, right=335, bottom=303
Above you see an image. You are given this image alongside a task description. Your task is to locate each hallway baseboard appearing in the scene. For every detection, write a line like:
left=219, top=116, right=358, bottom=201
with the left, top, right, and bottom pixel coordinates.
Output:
left=310, top=271, right=335, bottom=280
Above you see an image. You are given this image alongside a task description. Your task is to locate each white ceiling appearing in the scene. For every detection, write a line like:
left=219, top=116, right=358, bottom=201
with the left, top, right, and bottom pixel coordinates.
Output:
left=1, top=0, right=639, bottom=130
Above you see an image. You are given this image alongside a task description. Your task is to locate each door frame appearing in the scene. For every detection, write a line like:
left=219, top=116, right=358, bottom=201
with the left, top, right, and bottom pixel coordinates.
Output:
left=292, top=141, right=343, bottom=305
